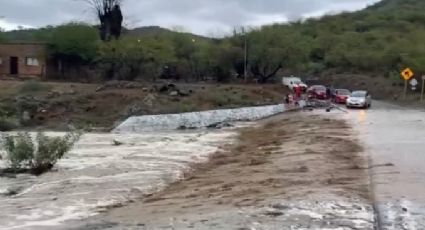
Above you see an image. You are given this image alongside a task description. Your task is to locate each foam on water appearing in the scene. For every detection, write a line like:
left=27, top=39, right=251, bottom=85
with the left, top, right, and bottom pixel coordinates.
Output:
left=0, top=129, right=237, bottom=229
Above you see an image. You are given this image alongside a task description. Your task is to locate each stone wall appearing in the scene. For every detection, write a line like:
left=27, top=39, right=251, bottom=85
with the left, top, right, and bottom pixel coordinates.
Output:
left=113, top=104, right=287, bottom=133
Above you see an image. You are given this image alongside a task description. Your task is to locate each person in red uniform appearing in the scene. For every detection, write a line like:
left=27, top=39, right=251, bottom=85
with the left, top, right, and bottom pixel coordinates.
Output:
left=294, top=84, right=302, bottom=100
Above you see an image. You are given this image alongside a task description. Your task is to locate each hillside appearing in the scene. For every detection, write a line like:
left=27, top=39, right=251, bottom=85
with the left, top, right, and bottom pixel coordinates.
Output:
left=250, top=0, right=425, bottom=75
left=207, top=0, right=422, bottom=98
left=301, top=0, right=425, bottom=96
left=124, top=26, right=208, bottom=40
left=125, top=26, right=175, bottom=36
left=1, top=0, right=425, bottom=96
left=1, top=25, right=204, bottom=42
left=367, top=0, right=425, bottom=11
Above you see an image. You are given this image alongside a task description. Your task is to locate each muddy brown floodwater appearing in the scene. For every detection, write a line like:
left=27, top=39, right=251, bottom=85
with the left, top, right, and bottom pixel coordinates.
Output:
left=0, top=131, right=236, bottom=230
left=74, top=113, right=375, bottom=230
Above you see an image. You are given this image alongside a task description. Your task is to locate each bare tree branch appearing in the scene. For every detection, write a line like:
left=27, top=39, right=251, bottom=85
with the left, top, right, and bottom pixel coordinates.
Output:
left=80, top=0, right=124, bottom=41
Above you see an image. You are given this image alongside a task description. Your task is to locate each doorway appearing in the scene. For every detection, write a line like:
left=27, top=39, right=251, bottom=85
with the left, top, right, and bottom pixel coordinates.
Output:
left=10, top=57, right=18, bottom=75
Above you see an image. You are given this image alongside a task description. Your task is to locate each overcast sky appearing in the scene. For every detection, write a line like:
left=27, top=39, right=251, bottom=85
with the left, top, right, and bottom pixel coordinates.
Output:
left=0, top=0, right=381, bottom=36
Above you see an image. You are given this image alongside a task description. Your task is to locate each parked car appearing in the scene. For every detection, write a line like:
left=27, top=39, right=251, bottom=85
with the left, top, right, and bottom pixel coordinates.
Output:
left=346, top=90, right=372, bottom=109
left=282, top=77, right=308, bottom=91
left=307, top=85, right=328, bottom=99
left=332, top=89, right=351, bottom=104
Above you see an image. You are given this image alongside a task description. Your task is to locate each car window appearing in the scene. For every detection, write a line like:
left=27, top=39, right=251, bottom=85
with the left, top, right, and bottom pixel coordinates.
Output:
left=351, top=91, right=366, bottom=97
left=338, top=90, right=350, bottom=95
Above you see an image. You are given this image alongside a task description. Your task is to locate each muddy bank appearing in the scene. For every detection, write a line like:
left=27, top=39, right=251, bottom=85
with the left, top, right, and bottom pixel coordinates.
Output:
left=75, top=113, right=374, bottom=229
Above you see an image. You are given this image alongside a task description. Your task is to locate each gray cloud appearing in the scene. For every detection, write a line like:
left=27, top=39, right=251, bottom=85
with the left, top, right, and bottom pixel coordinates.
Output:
left=0, top=0, right=381, bottom=36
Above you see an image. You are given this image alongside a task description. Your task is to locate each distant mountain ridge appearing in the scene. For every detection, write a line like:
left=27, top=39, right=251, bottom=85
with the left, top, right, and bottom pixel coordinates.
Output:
left=2, top=25, right=205, bottom=42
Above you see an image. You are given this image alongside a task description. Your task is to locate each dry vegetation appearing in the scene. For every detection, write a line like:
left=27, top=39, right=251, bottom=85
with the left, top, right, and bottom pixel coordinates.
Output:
left=0, top=80, right=288, bottom=131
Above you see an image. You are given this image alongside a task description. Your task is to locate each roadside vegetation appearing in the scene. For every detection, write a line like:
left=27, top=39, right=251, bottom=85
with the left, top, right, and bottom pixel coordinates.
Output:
left=0, top=117, right=18, bottom=132
left=18, top=81, right=52, bottom=94
left=0, top=131, right=81, bottom=175
left=0, top=0, right=423, bottom=130
left=0, top=0, right=423, bottom=83
left=0, top=81, right=287, bottom=130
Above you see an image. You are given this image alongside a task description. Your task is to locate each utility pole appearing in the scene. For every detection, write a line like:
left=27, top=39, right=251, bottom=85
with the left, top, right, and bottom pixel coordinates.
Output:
left=243, top=27, right=247, bottom=83
left=421, top=75, right=425, bottom=102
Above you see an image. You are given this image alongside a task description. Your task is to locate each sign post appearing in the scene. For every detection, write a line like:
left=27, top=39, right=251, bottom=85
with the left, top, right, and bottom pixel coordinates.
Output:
left=401, top=68, right=414, bottom=99
left=422, top=75, right=425, bottom=102
left=404, top=80, right=408, bottom=99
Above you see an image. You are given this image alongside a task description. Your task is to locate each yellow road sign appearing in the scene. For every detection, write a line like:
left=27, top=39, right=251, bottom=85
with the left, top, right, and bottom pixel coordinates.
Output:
left=401, top=68, right=414, bottom=81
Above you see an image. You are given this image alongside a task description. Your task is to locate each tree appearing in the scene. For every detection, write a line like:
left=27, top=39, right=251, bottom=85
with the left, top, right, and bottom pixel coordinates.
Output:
left=0, top=27, right=6, bottom=42
left=247, top=27, right=309, bottom=83
left=98, top=37, right=175, bottom=80
left=172, top=33, right=197, bottom=80
left=49, top=23, right=99, bottom=78
left=210, top=42, right=243, bottom=82
left=84, top=0, right=123, bottom=41
left=49, top=23, right=99, bottom=62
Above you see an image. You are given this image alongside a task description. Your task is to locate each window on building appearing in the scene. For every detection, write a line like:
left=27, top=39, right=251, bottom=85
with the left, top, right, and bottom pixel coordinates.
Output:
left=26, top=57, right=39, bottom=66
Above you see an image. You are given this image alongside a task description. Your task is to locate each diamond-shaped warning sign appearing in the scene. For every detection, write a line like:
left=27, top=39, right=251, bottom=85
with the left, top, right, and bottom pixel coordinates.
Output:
left=401, top=68, right=414, bottom=81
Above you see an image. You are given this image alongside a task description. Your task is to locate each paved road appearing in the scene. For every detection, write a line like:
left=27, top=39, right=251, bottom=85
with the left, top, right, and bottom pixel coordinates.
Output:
left=346, top=101, right=425, bottom=229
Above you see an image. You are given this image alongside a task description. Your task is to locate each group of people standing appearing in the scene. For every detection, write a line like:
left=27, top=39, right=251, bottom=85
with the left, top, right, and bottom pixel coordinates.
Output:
left=284, top=85, right=303, bottom=105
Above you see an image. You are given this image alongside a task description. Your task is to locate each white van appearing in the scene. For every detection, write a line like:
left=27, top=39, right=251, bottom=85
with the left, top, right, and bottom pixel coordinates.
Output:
left=282, top=76, right=308, bottom=91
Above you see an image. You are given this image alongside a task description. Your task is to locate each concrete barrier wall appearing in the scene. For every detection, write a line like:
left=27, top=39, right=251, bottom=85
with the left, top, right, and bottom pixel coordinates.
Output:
left=113, top=104, right=286, bottom=133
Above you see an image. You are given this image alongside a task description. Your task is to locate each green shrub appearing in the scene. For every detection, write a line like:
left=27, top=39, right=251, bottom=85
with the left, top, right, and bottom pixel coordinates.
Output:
left=3, top=133, right=34, bottom=169
left=0, top=117, right=18, bottom=131
left=15, top=96, right=41, bottom=126
left=18, top=81, right=51, bottom=94
left=1, top=131, right=81, bottom=175
left=179, top=103, right=196, bottom=113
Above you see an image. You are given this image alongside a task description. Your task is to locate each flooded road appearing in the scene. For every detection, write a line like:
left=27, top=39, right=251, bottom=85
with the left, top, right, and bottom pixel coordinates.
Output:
left=78, top=113, right=374, bottom=230
left=346, top=101, right=425, bottom=229
left=2, top=102, right=425, bottom=229
left=0, top=130, right=237, bottom=230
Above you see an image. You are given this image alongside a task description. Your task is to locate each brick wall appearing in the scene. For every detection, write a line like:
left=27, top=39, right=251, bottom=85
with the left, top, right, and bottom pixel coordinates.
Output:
left=0, top=43, right=47, bottom=78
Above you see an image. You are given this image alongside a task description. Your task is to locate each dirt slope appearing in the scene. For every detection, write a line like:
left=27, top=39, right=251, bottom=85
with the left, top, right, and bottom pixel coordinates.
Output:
left=0, top=80, right=288, bottom=130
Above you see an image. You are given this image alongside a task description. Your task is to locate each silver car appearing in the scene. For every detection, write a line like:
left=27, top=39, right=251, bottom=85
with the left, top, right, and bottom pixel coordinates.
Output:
left=346, top=90, right=372, bottom=109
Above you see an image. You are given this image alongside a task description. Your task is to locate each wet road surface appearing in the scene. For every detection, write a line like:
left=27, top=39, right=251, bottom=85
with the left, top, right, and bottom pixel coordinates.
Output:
left=346, top=101, right=425, bottom=229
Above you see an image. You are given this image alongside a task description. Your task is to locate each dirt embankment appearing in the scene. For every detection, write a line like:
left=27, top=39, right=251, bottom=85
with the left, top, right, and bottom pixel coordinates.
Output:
left=0, top=80, right=287, bottom=130
left=82, top=113, right=373, bottom=229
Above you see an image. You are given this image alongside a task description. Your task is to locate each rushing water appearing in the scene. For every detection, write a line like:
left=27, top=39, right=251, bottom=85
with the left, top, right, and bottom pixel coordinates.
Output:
left=0, top=130, right=236, bottom=230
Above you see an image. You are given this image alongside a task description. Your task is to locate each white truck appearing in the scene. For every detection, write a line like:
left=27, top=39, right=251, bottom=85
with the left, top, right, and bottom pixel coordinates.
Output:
left=282, top=76, right=308, bottom=91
